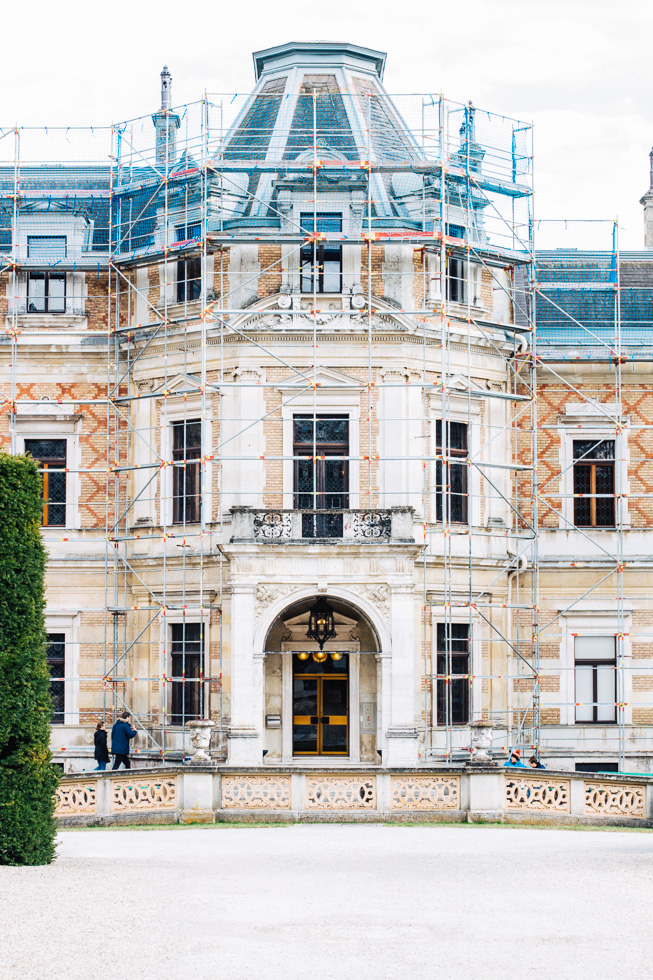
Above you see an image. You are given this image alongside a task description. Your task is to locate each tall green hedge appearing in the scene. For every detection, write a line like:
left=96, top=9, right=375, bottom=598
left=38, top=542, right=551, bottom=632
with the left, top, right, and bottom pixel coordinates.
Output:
left=0, top=451, right=58, bottom=865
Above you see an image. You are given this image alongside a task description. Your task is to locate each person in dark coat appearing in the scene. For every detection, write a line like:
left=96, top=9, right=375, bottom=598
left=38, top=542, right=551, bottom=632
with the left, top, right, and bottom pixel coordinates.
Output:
left=93, top=721, right=110, bottom=771
left=111, top=711, right=137, bottom=769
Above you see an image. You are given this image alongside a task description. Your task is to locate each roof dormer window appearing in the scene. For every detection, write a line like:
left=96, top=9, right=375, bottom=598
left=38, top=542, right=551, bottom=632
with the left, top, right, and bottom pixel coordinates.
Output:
left=27, top=235, right=67, bottom=260
left=300, top=213, right=342, bottom=294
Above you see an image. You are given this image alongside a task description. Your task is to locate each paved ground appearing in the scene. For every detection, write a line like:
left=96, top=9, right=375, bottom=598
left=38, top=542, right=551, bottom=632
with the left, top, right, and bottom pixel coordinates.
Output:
left=1, top=824, right=652, bottom=980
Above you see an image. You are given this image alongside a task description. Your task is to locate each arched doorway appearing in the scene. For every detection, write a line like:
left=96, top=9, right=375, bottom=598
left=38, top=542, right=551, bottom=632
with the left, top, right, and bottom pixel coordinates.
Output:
left=263, top=596, right=380, bottom=763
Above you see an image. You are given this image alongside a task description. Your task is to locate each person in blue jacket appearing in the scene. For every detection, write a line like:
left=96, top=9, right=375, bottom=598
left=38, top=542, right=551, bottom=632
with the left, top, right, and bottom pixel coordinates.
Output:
left=111, top=711, right=137, bottom=769
left=504, top=748, right=526, bottom=768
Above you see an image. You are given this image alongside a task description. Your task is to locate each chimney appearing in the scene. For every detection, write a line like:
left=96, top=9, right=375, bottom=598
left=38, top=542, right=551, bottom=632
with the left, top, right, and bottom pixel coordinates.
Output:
left=639, top=146, right=653, bottom=248
left=152, top=65, right=180, bottom=170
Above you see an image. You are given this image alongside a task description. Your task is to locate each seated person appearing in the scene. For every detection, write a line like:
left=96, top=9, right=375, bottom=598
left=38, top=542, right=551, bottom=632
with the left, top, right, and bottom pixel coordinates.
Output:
left=504, top=748, right=526, bottom=767
left=528, top=754, right=545, bottom=769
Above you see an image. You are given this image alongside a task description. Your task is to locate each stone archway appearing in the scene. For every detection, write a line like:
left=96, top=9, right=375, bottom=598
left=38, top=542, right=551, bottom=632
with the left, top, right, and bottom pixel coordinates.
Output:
left=263, top=595, right=381, bottom=764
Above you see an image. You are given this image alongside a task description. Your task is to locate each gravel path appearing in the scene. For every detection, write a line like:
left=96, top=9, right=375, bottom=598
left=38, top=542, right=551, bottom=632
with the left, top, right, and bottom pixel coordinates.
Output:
left=1, top=824, right=652, bottom=980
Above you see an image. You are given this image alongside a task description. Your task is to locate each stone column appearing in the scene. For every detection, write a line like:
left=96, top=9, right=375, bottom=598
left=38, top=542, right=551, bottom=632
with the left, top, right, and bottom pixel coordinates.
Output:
left=227, top=584, right=263, bottom=765
left=385, top=584, right=419, bottom=766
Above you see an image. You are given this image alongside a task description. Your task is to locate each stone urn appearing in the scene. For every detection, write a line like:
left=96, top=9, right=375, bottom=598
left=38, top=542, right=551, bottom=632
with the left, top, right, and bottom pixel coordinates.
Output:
left=469, top=719, right=495, bottom=765
left=187, top=720, right=215, bottom=764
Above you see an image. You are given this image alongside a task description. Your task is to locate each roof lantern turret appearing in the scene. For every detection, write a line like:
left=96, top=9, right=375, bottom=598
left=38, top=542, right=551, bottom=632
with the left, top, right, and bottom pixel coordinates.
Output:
left=160, top=65, right=172, bottom=111
left=252, top=41, right=387, bottom=81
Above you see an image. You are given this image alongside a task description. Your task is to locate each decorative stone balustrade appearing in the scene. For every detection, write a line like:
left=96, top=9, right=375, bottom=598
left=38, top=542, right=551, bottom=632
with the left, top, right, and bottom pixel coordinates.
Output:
left=54, top=766, right=653, bottom=827
left=230, top=506, right=414, bottom=543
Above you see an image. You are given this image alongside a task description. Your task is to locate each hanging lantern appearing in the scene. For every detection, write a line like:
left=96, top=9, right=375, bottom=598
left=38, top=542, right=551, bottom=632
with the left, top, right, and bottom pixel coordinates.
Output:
left=330, top=652, right=343, bottom=661
left=306, top=596, right=337, bottom=650
left=297, top=651, right=310, bottom=661
left=312, top=650, right=328, bottom=663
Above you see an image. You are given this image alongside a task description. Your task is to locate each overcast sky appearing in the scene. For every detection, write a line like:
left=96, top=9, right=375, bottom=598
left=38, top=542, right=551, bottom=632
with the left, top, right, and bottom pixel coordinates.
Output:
left=2, top=0, right=651, bottom=249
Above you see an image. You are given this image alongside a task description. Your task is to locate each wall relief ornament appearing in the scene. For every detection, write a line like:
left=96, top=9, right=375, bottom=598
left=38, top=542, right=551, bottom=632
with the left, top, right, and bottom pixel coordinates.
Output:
left=360, top=584, right=391, bottom=620
left=255, top=584, right=296, bottom=622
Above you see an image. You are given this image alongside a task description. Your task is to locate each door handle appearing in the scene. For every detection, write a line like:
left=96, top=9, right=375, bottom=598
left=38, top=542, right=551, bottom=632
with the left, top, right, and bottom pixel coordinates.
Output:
left=320, top=716, right=329, bottom=724
left=310, top=716, right=318, bottom=725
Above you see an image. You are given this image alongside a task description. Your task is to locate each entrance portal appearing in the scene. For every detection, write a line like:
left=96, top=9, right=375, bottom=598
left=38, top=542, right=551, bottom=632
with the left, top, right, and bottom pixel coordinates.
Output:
left=293, top=653, right=349, bottom=755
left=263, top=595, right=381, bottom=764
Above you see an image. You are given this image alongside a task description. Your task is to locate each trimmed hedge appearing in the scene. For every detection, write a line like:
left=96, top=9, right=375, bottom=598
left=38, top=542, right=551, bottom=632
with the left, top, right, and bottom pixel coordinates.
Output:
left=0, top=451, right=58, bottom=865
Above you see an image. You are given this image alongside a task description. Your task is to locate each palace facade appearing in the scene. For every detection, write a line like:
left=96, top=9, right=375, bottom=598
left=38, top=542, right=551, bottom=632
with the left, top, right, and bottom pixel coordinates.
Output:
left=2, top=41, right=653, bottom=775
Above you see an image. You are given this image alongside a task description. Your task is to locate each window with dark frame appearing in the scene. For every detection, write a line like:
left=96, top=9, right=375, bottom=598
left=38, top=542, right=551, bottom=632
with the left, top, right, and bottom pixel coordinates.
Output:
left=574, top=635, right=616, bottom=724
left=435, top=420, right=468, bottom=524
left=176, top=257, right=202, bottom=302
left=24, top=439, right=67, bottom=526
left=300, top=213, right=342, bottom=293
left=575, top=762, right=619, bottom=773
left=446, top=256, right=465, bottom=303
left=172, top=420, right=202, bottom=524
left=46, top=633, right=65, bottom=725
left=293, top=414, right=349, bottom=538
left=170, top=623, right=204, bottom=726
left=436, top=623, right=470, bottom=725
left=27, top=271, right=66, bottom=313
left=573, top=439, right=615, bottom=527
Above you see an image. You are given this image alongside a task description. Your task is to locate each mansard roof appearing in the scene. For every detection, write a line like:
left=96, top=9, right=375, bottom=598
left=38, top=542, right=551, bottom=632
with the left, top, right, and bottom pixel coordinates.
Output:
left=535, top=251, right=653, bottom=354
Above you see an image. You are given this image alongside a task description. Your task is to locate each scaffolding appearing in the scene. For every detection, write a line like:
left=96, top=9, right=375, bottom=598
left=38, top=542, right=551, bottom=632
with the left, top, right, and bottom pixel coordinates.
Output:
left=3, top=58, right=647, bottom=771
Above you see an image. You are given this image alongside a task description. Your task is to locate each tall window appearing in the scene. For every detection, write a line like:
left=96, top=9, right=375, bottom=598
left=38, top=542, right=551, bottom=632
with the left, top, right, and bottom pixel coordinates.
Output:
left=446, top=256, right=465, bottom=303
left=435, top=420, right=468, bottom=524
left=436, top=623, right=470, bottom=725
left=170, top=623, right=204, bottom=725
left=24, top=439, right=67, bottom=526
left=27, top=271, right=66, bottom=313
left=300, top=213, right=342, bottom=293
left=177, top=257, right=202, bottom=302
left=294, top=414, right=349, bottom=537
left=172, top=420, right=201, bottom=524
left=46, top=633, right=65, bottom=725
left=573, top=439, right=615, bottom=527
left=574, top=636, right=616, bottom=723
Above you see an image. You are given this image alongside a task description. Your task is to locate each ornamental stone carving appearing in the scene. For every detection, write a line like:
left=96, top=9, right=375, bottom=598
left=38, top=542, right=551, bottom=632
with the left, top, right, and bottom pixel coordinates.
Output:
left=110, top=776, right=178, bottom=812
left=352, top=511, right=391, bottom=539
left=306, top=776, right=376, bottom=809
left=584, top=781, right=646, bottom=817
left=360, top=584, right=391, bottom=620
left=55, top=781, right=97, bottom=816
left=504, top=776, right=570, bottom=812
left=253, top=511, right=292, bottom=539
left=390, top=775, right=460, bottom=810
left=255, top=584, right=296, bottom=622
left=222, top=775, right=291, bottom=809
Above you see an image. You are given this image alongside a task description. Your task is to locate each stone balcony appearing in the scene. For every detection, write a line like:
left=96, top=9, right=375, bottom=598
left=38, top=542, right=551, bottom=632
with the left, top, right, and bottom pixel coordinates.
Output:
left=230, top=506, right=414, bottom=543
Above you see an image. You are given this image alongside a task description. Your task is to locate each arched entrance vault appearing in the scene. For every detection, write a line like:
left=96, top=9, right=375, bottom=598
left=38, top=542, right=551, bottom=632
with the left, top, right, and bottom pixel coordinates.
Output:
left=261, top=593, right=383, bottom=765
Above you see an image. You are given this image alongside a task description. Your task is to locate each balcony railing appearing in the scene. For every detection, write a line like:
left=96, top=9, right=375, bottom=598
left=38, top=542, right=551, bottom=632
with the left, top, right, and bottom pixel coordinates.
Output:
left=230, top=507, right=414, bottom=543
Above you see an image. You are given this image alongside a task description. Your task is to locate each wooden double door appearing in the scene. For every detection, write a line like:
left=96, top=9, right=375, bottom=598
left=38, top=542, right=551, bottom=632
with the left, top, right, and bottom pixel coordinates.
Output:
left=292, top=653, right=349, bottom=755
